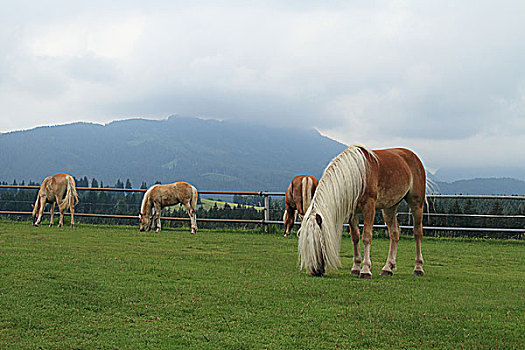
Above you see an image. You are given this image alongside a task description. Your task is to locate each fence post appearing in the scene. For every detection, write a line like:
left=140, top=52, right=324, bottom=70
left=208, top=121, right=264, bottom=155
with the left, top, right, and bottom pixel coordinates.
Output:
left=263, top=191, right=270, bottom=233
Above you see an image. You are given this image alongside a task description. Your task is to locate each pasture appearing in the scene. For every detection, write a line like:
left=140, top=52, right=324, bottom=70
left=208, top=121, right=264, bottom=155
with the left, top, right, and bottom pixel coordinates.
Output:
left=0, top=220, right=523, bottom=349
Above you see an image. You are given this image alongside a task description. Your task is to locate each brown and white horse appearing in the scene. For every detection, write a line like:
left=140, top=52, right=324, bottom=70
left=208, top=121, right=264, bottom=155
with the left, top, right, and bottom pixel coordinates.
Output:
left=139, top=182, right=198, bottom=234
left=32, top=173, right=79, bottom=228
left=283, top=175, right=318, bottom=237
left=298, top=144, right=426, bottom=278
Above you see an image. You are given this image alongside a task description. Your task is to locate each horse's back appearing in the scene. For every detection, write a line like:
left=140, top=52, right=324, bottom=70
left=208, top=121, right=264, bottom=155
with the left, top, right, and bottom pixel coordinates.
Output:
left=371, top=148, right=426, bottom=208
left=287, top=175, right=318, bottom=212
left=384, top=148, right=426, bottom=198
left=151, top=182, right=196, bottom=206
left=51, top=173, right=73, bottom=198
left=374, top=148, right=425, bottom=178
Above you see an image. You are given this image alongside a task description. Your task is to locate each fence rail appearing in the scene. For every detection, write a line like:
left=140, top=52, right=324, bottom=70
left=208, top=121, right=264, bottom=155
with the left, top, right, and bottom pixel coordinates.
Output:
left=1, top=185, right=523, bottom=236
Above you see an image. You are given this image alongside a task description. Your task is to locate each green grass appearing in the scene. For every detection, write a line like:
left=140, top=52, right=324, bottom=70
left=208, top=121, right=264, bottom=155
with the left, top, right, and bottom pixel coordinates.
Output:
left=0, top=220, right=523, bottom=349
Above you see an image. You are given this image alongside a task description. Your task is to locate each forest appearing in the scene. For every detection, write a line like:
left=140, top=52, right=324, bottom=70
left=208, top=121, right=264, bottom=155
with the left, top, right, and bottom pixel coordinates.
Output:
left=1, top=177, right=523, bottom=238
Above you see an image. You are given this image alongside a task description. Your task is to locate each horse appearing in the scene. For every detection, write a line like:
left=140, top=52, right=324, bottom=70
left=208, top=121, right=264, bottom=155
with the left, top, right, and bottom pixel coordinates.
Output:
left=32, top=173, right=79, bottom=228
left=139, top=182, right=198, bottom=234
left=298, top=144, right=426, bottom=278
left=283, top=175, right=318, bottom=237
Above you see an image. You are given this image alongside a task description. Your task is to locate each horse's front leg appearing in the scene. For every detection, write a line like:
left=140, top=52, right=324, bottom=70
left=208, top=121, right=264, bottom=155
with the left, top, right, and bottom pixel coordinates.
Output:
left=380, top=206, right=400, bottom=276
left=49, top=202, right=55, bottom=227
left=348, top=214, right=362, bottom=275
left=154, top=204, right=162, bottom=233
left=359, top=201, right=376, bottom=279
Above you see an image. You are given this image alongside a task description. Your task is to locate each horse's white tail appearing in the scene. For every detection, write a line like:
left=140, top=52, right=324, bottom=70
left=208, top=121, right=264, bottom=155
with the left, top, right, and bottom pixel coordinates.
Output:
left=301, top=176, right=313, bottom=214
left=64, top=175, right=78, bottom=209
left=424, top=177, right=439, bottom=217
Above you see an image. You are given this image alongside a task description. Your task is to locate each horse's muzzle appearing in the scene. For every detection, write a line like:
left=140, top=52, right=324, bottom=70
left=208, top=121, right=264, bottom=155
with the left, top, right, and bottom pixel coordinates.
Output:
left=310, top=268, right=325, bottom=277
left=310, top=258, right=325, bottom=277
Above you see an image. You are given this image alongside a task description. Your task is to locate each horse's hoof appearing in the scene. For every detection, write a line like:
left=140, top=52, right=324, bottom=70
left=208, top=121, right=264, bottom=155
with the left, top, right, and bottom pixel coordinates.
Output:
left=283, top=233, right=289, bottom=237
left=49, top=224, right=53, bottom=228
left=350, top=269, right=361, bottom=275
left=359, top=273, right=372, bottom=279
left=380, top=270, right=393, bottom=276
left=413, top=270, right=424, bottom=276
left=33, top=223, right=38, bottom=227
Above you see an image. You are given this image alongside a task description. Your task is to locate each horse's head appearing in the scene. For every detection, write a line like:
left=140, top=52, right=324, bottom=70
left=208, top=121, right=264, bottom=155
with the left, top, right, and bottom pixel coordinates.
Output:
left=298, top=208, right=326, bottom=276
left=138, top=212, right=152, bottom=232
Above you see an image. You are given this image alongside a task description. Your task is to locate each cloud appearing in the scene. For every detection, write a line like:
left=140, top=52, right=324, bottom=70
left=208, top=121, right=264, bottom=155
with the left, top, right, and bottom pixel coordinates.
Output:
left=0, top=1, right=524, bottom=170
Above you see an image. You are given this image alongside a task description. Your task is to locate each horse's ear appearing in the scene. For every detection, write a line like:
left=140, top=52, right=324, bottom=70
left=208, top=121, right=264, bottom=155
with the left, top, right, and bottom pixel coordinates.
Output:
left=315, top=213, right=322, bottom=227
left=138, top=211, right=142, bottom=217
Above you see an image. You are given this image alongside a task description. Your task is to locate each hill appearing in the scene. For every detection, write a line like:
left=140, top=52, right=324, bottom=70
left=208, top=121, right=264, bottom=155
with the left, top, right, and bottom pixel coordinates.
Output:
left=434, top=167, right=525, bottom=182
left=432, top=177, right=525, bottom=195
left=0, top=116, right=346, bottom=191
left=1, top=116, right=524, bottom=194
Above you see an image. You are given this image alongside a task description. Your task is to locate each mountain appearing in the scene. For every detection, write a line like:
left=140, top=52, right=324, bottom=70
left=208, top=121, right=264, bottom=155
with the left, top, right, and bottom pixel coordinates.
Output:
left=431, top=177, right=525, bottom=196
left=434, top=167, right=525, bottom=182
left=2, top=116, right=524, bottom=194
left=0, top=116, right=346, bottom=191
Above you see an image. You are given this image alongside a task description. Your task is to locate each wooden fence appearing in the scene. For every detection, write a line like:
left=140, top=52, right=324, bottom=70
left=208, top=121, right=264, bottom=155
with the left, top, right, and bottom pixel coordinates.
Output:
left=0, top=185, right=523, bottom=236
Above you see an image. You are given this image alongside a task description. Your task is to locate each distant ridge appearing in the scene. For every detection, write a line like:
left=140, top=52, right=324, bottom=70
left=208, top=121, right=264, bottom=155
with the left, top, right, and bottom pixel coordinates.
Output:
left=432, top=177, right=525, bottom=196
left=0, top=116, right=346, bottom=191
left=1, top=116, right=524, bottom=195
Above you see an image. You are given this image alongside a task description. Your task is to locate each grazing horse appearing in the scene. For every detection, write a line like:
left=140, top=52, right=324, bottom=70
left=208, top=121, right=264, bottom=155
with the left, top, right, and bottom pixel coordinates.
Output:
left=298, top=144, right=426, bottom=278
left=139, top=182, right=198, bottom=234
left=32, top=173, right=79, bottom=228
left=283, top=175, right=318, bottom=237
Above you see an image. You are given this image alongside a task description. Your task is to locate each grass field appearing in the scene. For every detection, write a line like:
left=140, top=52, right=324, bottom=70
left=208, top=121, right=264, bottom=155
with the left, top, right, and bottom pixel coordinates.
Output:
left=197, top=198, right=264, bottom=211
left=0, top=220, right=523, bottom=349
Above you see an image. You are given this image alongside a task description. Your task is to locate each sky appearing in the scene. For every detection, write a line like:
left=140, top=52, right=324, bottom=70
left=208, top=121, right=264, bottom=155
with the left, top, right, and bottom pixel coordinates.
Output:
left=1, top=0, right=524, bottom=175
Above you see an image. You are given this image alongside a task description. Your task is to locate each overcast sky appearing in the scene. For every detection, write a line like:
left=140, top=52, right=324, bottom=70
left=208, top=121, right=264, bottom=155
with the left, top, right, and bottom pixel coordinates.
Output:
left=1, top=1, right=524, bottom=173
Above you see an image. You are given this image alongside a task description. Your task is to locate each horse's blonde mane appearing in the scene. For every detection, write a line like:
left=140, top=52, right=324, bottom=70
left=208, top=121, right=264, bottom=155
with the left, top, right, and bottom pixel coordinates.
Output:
left=299, top=144, right=373, bottom=272
left=140, top=185, right=155, bottom=215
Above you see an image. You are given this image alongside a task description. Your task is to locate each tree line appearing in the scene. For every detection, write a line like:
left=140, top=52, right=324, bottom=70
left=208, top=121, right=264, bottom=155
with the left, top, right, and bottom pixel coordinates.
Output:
left=1, top=177, right=523, bottom=238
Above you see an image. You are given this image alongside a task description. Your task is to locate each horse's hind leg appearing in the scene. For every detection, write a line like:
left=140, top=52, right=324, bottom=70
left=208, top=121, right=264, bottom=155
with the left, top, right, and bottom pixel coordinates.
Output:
left=49, top=202, right=55, bottom=227
left=55, top=196, right=65, bottom=227
left=380, top=206, right=400, bottom=276
left=283, top=206, right=296, bottom=237
left=57, top=206, right=65, bottom=228
left=191, top=209, right=197, bottom=234
left=34, top=197, right=46, bottom=227
left=349, top=214, right=362, bottom=275
left=70, top=203, right=75, bottom=228
left=184, top=202, right=197, bottom=234
left=409, top=201, right=425, bottom=276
